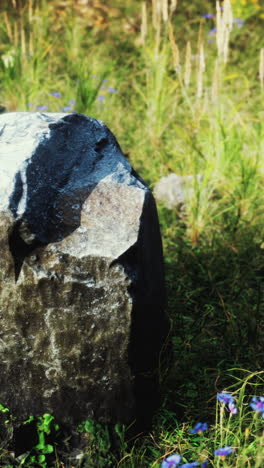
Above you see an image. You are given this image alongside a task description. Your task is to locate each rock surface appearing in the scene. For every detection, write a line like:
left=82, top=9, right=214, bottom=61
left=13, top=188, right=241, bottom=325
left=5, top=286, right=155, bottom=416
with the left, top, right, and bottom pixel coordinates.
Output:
left=0, top=112, right=168, bottom=430
left=154, top=173, right=203, bottom=211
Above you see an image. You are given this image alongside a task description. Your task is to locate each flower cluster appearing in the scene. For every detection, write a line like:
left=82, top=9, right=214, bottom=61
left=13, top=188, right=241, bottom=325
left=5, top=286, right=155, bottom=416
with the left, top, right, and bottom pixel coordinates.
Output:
left=28, top=92, right=76, bottom=113
left=27, top=81, right=118, bottom=113
left=201, top=9, right=245, bottom=43
left=96, top=78, right=118, bottom=102
left=217, top=392, right=238, bottom=414
left=161, top=393, right=264, bottom=467
left=161, top=454, right=203, bottom=468
left=161, top=446, right=233, bottom=467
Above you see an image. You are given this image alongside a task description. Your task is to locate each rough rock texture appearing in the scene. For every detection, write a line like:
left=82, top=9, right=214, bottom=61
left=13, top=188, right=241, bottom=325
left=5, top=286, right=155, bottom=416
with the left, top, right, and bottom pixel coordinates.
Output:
left=154, top=173, right=203, bottom=211
left=0, top=112, right=168, bottom=430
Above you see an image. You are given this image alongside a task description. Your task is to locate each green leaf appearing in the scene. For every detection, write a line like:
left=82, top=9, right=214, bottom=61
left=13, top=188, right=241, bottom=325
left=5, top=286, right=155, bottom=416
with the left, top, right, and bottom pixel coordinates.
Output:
left=23, top=415, right=35, bottom=425
left=42, top=444, right=54, bottom=454
left=0, top=403, right=9, bottom=413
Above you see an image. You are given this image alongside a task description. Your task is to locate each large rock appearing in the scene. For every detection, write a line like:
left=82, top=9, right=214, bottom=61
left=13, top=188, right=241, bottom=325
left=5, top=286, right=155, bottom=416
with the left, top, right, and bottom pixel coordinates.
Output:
left=0, top=112, right=168, bottom=430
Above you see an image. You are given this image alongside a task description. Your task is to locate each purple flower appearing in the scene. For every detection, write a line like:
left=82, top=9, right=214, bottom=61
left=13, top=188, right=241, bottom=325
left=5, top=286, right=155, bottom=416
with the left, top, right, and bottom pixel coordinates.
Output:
left=250, top=397, right=264, bottom=417
left=233, top=18, right=245, bottom=25
left=27, top=102, right=33, bottom=107
left=108, top=87, right=118, bottom=93
left=190, top=422, right=208, bottom=434
left=228, top=402, right=238, bottom=415
left=36, top=105, right=48, bottom=111
left=217, top=393, right=238, bottom=414
left=61, top=106, right=72, bottom=112
left=217, top=393, right=235, bottom=405
left=50, top=92, right=61, bottom=98
left=161, top=454, right=182, bottom=468
left=214, top=447, right=234, bottom=457
left=68, top=99, right=76, bottom=106
left=201, top=461, right=209, bottom=467
left=202, top=14, right=214, bottom=19
left=179, top=463, right=199, bottom=468
left=97, top=95, right=105, bottom=101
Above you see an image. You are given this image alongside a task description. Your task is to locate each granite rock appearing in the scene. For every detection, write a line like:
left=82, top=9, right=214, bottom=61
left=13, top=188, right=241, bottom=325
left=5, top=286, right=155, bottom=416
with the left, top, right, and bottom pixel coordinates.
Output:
left=0, top=112, right=168, bottom=429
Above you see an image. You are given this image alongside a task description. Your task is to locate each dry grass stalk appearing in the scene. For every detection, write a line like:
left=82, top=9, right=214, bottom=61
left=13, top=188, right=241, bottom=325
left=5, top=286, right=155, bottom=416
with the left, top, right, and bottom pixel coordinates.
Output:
left=152, top=0, right=162, bottom=30
left=141, top=2, right=148, bottom=44
left=223, top=0, right=233, bottom=31
left=156, top=0, right=162, bottom=22
left=260, top=48, right=264, bottom=91
left=170, top=0, right=178, bottom=14
left=162, top=0, right=169, bottom=23
left=197, top=21, right=203, bottom=51
left=211, top=58, right=219, bottom=102
left=152, top=0, right=177, bottom=26
left=14, top=21, right=18, bottom=46
left=20, top=16, right=26, bottom=56
left=168, top=21, right=180, bottom=69
left=3, top=12, right=13, bottom=42
left=216, top=0, right=233, bottom=63
left=152, top=0, right=157, bottom=28
left=197, top=41, right=205, bottom=98
left=28, top=0, right=34, bottom=56
left=184, top=41, right=192, bottom=87
left=216, top=0, right=222, bottom=54
left=154, top=20, right=161, bottom=58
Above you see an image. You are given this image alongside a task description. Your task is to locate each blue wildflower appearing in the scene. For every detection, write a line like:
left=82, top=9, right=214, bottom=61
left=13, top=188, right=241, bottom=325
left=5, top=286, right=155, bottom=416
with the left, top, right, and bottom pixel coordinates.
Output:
left=61, top=106, right=72, bottom=112
left=208, top=27, right=217, bottom=36
left=68, top=99, right=76, bottom=106
left=202, top=14, right=214, bottom=19
left=97, top=95, right=105, bottom=101
left=179, top=462, right=199, bottom=468
left=108, top=87, right=118, bottom=93
left=214, top=446, right=234, bottom=457
left=50, top=92, right=61, bottom=98
left=201, top=461, right=209, bottom=467
left=161, top=454, right=182, bottom=468
left=217, top=393, right=235, bottom=405
left=36, top=105, right=48, bottom=111
left=190, top=422, right=208, bottom=434
left=233, top=18, right=245, bottom=27
left=217, top=393, right=238, bottom=414
left=250, top=397, right=264, bottom=417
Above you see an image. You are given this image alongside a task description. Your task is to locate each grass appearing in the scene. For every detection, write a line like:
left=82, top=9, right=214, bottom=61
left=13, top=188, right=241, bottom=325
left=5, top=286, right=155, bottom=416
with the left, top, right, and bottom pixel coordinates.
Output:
left=0, top=0, right=263, bottom=466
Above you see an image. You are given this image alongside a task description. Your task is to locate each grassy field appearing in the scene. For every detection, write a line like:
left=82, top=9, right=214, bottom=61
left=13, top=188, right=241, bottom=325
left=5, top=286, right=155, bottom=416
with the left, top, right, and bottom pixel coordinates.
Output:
left=0, top=0, right=263, bottom=466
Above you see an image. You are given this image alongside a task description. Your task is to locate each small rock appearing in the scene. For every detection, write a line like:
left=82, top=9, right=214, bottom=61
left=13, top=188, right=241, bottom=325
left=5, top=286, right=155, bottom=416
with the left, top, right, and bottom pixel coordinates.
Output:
left=154, top=173, right=203, bottom=211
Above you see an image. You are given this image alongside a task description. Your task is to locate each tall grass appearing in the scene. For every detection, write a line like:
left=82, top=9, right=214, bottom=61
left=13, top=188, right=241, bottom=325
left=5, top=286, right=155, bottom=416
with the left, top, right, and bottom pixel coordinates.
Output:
left=0, top=0, right=263, bottom=466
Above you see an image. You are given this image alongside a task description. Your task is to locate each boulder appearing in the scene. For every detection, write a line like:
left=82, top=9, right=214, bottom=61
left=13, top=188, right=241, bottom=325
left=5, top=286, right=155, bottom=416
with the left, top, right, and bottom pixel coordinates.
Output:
left=154, top=173, right=203, bottom=211
left=0, top=112, right=168, bottom=430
